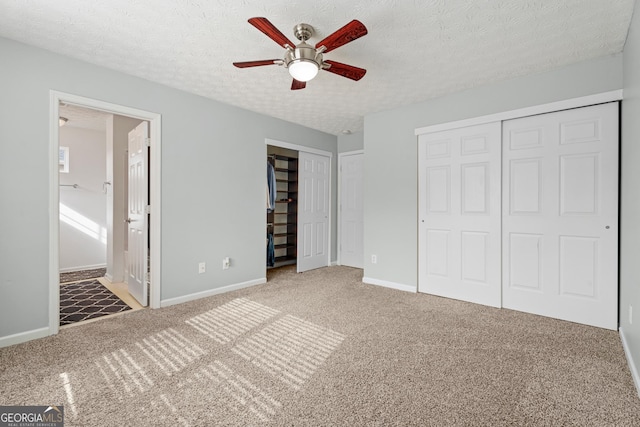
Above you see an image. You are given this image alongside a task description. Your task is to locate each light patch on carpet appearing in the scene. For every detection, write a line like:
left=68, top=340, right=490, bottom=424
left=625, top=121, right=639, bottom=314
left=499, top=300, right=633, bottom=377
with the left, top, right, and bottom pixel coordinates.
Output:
left=155, top=393, right=191, bottom=426
left=59, top=372, right=78, bottom=418
left=95, top=348, right=154, bottom=398
left=185, top=298, right=280, bottom=344
left=200, top=361, right=282, bottom=422
left=135, top=328, right=206, bottom=375
left=232, top=315, right=346, bottom=390
left=154, top=360, right=282, bottom=424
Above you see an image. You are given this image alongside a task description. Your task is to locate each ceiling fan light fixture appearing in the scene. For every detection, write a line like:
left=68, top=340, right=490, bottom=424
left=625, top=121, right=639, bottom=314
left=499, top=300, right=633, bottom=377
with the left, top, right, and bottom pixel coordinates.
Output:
left=59, top=117, right=68, bottom=127
left=234, top=18, right=368, bottom=90
left=288, top=59, right=319, bottom=82
left=285, top=40, right=321, bottom=82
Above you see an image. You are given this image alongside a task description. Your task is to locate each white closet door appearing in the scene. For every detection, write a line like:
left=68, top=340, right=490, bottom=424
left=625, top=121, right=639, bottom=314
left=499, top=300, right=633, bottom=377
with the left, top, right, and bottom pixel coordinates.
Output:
left=502, top=102, right=619, bottom=330
left=418, top=122, right=502, bottom=307
left=340, top=153, right=364, bottom=268
left=298, top=152, right=330, bottom=272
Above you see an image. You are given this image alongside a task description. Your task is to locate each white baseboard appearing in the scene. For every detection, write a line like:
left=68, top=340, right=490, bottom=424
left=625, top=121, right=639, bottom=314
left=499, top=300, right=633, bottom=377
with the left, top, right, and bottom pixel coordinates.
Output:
left=160, top=278, right=267, bottom=308
left=0, top=327, right=50, bottom=348
left=330, top=261, right=338, bottom=266
left=362, top=277, right=416, bottom=293
left=620, top=327, right=640, bottom=398
left=59, top=263, right=106, bottom=273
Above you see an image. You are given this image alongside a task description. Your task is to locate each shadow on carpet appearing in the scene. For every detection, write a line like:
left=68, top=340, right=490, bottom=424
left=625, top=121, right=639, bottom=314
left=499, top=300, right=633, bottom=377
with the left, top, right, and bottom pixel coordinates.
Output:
left=60, top=279, right=131, bottom=326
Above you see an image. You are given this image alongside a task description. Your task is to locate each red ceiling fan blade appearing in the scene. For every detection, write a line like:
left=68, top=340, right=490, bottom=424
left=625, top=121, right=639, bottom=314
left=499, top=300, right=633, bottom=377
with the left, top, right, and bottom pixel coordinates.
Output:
left=315, top=20, right=367, bottom=53
left=323, top=60, right=366, bottom=81
left=248, top=17, right=295, bottom=48
left=233, top=60, right=280, bottom=68
left=291, top=79, right=306, bottom=90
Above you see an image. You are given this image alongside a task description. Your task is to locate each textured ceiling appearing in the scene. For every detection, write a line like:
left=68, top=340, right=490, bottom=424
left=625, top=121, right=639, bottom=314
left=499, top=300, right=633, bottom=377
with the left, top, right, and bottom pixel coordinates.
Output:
left=60, top=104, right=110, bottom=132
left=0, top=0, right=635, bottom=135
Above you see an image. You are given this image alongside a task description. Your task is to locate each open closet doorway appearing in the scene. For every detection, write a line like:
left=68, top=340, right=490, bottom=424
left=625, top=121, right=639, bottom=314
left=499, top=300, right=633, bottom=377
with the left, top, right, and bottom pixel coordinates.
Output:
left=267, top=146, right=299, bottom=269
left=50, top=92, right=162, bottom=335
left=266, top=139, right=331, bottom=275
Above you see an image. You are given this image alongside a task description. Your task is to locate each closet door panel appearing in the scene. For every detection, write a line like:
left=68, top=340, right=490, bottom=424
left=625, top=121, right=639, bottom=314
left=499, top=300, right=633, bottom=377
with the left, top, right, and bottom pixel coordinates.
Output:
left=509, top=158, right=543, bottom=215
left=339, top=153, right=364, bottom=268
left=502, top=102, right=619, bottom=330
left=297, top=152, right=330, bottom=272
left=418, top=122, right=501, bottom=308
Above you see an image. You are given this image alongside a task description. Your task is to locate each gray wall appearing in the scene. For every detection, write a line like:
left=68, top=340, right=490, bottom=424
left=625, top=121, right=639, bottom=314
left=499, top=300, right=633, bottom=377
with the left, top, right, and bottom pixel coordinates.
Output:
left=363, top=53, right=623, bottom=288
left=338, top=131, right=364, bottom=153
left=0, top=37, right=336, bottom=340
left=59, top=126, right=107, bottom=271
left=621, top=3, right=640, bottom=387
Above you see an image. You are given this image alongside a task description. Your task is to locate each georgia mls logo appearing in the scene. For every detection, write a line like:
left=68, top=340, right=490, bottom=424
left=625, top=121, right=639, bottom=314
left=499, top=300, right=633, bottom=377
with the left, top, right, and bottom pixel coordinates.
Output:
left=0, top=405, right=64, bottom=427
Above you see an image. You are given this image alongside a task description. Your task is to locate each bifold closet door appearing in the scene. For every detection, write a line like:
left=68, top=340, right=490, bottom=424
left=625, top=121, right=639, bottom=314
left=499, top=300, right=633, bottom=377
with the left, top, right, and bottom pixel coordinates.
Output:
left=502, top=102, right=619, bottom=330
left=418, top=122, right=501, bottom=307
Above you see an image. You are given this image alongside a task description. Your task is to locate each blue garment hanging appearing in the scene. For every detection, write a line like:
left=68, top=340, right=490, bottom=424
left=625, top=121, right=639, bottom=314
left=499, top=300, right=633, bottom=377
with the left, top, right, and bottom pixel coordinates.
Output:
left=267, top=233, right=275, bottom=267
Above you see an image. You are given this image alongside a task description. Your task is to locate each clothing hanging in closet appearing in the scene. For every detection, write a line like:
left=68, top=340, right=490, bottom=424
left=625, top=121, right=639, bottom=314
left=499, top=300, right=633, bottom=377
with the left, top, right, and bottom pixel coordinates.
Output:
left=267, top=161, right=276, bottom=212
left=266, top=233, right=275, bottom=267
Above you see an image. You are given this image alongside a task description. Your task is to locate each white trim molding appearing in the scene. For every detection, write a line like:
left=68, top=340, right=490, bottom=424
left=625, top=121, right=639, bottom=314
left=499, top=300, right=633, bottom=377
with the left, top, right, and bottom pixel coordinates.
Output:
left=265, top=138, right=333, bottom=158
left=59, top=263, right=107, bottom=273
left=363, top=277, right=417, bottom=293
left=620, top=327, right=640, bottom=398
left=415, top=90, right=623, bottom=136
left=50, top=91, right=163, bottom=339
left=160, top=278, right=267, bottom=308
left=339, top=149, right=364, bottom=156
left=0, top=327, right=50, bottom=348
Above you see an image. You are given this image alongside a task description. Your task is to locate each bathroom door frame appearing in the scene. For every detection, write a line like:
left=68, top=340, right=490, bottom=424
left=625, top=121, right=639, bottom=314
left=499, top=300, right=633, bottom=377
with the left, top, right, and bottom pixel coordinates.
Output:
left=49, top=91, right=162, bottom=336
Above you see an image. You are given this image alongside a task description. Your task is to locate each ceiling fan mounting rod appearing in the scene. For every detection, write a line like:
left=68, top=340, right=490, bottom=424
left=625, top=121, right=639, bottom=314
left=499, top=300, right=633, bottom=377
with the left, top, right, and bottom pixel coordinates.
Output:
left=293, top=23, right=314, bottom=42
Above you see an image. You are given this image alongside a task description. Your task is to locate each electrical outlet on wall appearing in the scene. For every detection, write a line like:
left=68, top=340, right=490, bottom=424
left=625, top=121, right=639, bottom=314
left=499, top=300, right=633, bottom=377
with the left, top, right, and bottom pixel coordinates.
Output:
left=371, top=254, right=377, bottom=264
left=198, top=262, right=206, bottom=274
left=223, top=257, right=230, bottom=270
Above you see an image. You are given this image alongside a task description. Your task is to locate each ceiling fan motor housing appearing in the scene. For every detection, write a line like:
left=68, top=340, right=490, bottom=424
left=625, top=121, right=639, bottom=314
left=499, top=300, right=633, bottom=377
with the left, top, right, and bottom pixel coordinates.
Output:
left=284, top=41, right=324, bottom=68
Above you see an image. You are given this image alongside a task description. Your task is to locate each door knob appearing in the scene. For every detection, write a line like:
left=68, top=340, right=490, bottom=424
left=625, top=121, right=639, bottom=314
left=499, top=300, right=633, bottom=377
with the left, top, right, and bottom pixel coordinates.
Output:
left=125, top=218, right=133, bottom=223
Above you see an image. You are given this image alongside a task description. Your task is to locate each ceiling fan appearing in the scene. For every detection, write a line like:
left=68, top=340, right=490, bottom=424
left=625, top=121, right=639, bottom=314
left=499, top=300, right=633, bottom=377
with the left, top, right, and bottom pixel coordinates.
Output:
left=233, top=17, right=368, bottom=90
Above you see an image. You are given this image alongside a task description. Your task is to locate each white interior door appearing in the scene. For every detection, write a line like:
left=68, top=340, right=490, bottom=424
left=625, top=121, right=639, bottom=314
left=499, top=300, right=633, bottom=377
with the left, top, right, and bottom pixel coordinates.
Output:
left=340, top=153, right=364, bottom=268
left=418, top=122, right=502, bottom=307
left=298, top=152, right=330, bottom=272
left=127, top=121, right=149, bottom=306
left=502, top=102, right=619, bottom=330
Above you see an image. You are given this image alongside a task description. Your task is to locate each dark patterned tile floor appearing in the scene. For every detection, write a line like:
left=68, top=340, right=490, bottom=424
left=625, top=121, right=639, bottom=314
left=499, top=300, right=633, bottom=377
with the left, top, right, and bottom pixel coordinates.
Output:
left=60, top=268, right=106, bottom=284
left=60, top=279, right=131, bottom=326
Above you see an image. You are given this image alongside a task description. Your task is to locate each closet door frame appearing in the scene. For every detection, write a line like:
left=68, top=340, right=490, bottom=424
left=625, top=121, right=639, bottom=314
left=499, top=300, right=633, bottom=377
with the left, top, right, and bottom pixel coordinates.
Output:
left=265, top=138, right=333, bottom=271
left=415, top=91, right=622, bottom=137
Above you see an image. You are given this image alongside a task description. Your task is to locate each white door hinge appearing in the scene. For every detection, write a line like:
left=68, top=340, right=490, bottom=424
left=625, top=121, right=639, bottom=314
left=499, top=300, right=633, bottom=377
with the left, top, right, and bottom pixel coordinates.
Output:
left=145, top=205, right=151, bottom=214
left=145, top=137, right=151, bottom=147
left=145, top=272, right=151, bottom=284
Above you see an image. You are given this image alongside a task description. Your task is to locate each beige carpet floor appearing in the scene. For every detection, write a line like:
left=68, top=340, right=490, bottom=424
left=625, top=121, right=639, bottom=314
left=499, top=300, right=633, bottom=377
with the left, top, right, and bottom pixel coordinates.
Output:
left=2, top=266, right=640, bottom=426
